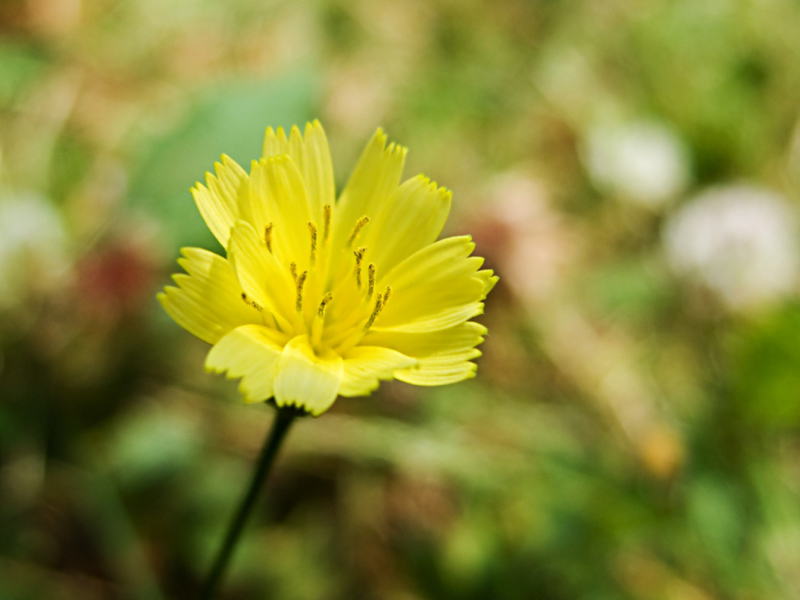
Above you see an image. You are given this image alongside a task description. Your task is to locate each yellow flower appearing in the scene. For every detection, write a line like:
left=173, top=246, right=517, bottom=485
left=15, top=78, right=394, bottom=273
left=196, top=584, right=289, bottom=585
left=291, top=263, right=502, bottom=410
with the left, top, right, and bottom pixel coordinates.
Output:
left=158, top=121, right=497, bottom=416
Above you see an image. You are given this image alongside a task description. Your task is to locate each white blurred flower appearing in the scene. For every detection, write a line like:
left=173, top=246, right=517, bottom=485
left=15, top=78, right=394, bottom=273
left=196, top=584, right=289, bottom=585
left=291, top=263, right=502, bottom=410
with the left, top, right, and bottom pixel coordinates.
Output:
left=664, top=185, right=800, bottom=311
left=0, top=193, right=69, bottom=309
left=584, top=121, right=690, bottom=208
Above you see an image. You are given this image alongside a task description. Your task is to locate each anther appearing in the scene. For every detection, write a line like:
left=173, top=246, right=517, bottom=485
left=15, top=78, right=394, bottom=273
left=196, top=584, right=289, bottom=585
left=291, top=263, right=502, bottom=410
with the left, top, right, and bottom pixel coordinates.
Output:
left=382, top=285, right=392, bottom=307
left=317, top=292, right=333, bottom=318
left=347, top=216, right=370, bottom=247
left=295, top=271, right=307, bottom=312
left=322, top=204, right=332, bottom=243
left=367, top=264, right=376, bottom=299
left=241, top=292, right=263, bottom=311
left=308, top=222, right=317, bottom=265
left=264, top=223, right=273, bottom=253
left=363, top=288, right=389, bottom=332
left=353, top=247, right=366, bottom=288
left=290, top=261, right=298, bottom=283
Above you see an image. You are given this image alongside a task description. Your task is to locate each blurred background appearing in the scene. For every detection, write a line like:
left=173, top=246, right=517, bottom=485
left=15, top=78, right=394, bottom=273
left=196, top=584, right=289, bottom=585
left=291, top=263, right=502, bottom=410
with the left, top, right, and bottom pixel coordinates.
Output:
left=2, top=0, right=800, bottom=598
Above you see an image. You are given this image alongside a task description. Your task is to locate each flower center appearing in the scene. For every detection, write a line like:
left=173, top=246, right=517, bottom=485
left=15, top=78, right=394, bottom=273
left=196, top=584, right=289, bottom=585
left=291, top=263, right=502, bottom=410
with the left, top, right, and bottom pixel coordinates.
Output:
left=302, top=209, right=393, bottom=352
left=244, top=207, right=392, bottom=354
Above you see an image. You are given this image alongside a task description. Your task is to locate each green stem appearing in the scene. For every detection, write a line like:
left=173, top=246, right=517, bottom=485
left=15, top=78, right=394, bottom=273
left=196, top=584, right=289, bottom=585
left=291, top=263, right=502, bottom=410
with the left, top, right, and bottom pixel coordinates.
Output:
left=200, top=406, right=299, bottom=600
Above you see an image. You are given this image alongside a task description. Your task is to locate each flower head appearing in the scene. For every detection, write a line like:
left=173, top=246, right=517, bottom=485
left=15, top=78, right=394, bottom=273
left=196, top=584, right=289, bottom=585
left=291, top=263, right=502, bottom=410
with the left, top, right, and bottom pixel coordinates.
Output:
left=158, top=121, right=497, bottom=415
left=664, top=184, right=799, bottom=312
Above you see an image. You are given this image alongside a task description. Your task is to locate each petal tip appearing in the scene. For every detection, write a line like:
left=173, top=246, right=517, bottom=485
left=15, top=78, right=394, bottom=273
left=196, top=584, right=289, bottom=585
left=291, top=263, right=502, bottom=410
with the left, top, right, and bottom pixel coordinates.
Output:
left=264, top=153, right=291, bottom=166
left=306, top=119, right=325, bottom=135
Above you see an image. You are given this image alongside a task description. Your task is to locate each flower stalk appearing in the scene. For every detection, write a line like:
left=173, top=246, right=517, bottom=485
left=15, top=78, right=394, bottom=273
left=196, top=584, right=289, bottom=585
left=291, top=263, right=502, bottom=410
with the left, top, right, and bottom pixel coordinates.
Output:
left=200, top=406, right=300, bottom=600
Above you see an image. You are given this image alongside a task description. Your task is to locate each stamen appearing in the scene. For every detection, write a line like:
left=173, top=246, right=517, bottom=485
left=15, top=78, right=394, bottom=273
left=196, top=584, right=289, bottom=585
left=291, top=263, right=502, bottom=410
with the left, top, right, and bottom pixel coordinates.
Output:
left=322, top=204, right=332, bottom=243
left=264, top=223, right=273, bottom=253
left=363, top=294, right=383, bottom=331
left=308, top=222, right=317, bottom=265
left=295, top=271, right=307, bottom=312
left=363, top=287, right=390, bottom=331
left=317, top=292, right=333, bottom=318
left=382, top=285, right=392, bottom=307
left=353, top=247, right=366, bottom=288
left=347, top=216, right=370, bottom=247
left=290, top=261, right=298, bottom=283
left=367, top=263, right=376, bottom=299
left=241, top=292, right=262, bottom=311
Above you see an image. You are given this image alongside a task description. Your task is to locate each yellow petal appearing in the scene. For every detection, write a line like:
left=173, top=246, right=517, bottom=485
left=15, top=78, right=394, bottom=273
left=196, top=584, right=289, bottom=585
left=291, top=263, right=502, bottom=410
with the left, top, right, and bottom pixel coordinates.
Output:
left=273, top=335, right=344, bottom=416
left=475, top=269, right=499, bottom=295
left=395, top=362, right=478, bottom=386
left=381, top=235, right=481, bottom=285
left=331, top=128, right=406, bottom=256
left=364, top=322, right=485, bottom=387
left=158, top=248, right=261, bottom=344
left=250, top=155, right=314, bottom=272
left=191, top=155, right=248, bottom=248
left=287, top=121, right=335, bottom=223
left=361, top=175, right=451, bottom=276
left=338, top=346, right=417, bottom=397
left=375, top=236, right=488, bottom=332
left=205, top=325, right=285, bottom=403
left=363, top=321, right=487, bottom=363
left=227, top=220, right=295, bottom=331
left=262, top=126, right=289, bottom=159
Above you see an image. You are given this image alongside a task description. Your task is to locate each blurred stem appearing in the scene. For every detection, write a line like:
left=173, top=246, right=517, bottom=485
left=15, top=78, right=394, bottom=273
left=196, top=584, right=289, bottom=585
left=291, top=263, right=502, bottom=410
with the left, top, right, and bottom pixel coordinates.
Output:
left=200, top=406, right=298, bottom=600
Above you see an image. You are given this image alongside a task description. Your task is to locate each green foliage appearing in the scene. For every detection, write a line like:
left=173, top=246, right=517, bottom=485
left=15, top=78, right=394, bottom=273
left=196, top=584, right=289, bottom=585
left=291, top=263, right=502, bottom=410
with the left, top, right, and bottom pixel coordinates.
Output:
left=0, top=42, right=47, bottom=106
left=128, top=70, right=317, bottom=252
left=729, top=305, right=800, bottom=427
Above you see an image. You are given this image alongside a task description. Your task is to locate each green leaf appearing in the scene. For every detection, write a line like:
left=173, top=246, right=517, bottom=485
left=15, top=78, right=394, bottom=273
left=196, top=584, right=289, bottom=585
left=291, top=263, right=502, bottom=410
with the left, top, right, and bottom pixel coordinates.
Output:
left=127, top=69, right=317, bottom=253
left=728, top=304, right=800, bottom=427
